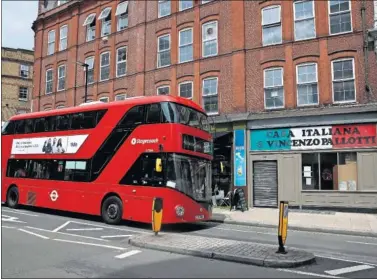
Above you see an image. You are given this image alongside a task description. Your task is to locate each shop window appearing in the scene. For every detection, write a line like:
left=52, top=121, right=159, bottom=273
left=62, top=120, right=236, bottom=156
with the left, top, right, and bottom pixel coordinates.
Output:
left=301, top=152, right=358, bottom=191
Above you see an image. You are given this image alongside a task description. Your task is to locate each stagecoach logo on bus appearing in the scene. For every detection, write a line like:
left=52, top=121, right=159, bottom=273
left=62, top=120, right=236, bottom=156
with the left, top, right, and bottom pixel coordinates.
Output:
left=10, top=135, right=88, bottom=155
left=130, top=138, right=159, bottom=145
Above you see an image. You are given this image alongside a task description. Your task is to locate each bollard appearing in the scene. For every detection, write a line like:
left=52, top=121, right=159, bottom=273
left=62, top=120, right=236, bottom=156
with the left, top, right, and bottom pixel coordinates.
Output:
left=152, top=197, right=163, bottom=236
left=277, top=200, right=289, bottom=254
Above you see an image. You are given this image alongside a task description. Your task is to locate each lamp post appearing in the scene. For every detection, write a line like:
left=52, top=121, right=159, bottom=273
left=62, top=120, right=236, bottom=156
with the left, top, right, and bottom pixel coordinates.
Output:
left=76, top=61, right=89, bottom=103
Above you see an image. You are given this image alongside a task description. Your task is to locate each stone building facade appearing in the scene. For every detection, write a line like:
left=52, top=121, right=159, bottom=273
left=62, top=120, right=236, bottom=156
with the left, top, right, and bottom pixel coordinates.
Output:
left=1, top=47, right=34, bottom=123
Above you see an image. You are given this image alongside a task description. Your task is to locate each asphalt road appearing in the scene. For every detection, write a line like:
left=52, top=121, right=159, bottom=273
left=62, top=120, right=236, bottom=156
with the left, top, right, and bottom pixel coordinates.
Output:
left=2, top=205, right=377, bottom=278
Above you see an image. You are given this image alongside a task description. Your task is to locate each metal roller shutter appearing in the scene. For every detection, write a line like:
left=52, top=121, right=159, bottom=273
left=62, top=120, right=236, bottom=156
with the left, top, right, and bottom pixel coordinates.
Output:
left=253, top=161, right=278, bottom=207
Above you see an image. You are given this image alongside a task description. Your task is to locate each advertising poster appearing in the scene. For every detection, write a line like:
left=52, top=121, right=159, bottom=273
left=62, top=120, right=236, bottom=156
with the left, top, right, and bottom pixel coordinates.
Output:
left=11, top=135, right=88, bottom=155
left=234, top=129, right=246, bottom=187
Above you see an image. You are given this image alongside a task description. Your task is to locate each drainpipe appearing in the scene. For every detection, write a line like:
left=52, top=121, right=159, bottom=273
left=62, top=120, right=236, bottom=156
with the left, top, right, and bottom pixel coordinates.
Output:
left=361, top=0, right=372, bottom=102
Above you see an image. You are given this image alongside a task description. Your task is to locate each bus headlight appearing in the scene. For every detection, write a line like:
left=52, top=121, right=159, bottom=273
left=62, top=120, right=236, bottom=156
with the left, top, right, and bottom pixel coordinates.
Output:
left=175, top=205, right=185, bottom=217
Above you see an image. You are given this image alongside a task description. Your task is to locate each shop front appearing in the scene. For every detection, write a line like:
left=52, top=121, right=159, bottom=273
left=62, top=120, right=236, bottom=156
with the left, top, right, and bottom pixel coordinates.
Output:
left=248, top=123, right=377, bottom=209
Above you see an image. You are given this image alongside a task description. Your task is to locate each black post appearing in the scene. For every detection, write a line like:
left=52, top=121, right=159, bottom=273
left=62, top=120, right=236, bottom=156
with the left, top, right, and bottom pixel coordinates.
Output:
left=84, top=63, right=89, bottom=103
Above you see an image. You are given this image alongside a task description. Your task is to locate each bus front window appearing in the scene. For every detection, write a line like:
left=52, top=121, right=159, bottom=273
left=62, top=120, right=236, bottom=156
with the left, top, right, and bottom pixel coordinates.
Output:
left=165, top=153, right=212, bottom=202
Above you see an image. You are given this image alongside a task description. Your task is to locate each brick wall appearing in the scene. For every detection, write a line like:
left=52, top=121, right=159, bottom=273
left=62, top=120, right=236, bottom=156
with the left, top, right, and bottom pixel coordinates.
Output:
left=32, top=0, right=377, bottom=114
left=1, top=48, right=34, bottom=121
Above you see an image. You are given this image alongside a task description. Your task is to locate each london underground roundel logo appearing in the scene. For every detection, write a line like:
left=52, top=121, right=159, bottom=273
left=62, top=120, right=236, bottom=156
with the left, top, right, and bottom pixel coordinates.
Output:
left=131, top=138, right=137, bottom=145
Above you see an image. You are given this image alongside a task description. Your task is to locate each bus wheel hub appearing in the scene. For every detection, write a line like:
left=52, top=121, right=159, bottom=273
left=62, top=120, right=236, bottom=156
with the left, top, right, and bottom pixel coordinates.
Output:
left=107, top=204, right=118, bottom=219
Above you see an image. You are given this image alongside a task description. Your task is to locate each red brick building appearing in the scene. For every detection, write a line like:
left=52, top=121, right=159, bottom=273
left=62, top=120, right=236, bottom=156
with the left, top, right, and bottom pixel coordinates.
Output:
left=32, top=0, right=377, bottom=209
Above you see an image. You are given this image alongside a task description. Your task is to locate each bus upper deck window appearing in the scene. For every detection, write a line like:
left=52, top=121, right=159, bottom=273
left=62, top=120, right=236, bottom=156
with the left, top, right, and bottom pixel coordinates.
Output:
left=146, top=104, right=161, bottom=124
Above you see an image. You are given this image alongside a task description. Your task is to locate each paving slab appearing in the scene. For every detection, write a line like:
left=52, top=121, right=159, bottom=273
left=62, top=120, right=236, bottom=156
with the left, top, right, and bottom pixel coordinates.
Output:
left=128, top=233, right=315, bottom=268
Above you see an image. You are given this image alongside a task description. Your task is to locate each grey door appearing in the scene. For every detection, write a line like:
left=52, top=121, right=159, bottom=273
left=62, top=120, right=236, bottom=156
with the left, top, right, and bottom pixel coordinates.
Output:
left=253, top=161, right=278, bottom=207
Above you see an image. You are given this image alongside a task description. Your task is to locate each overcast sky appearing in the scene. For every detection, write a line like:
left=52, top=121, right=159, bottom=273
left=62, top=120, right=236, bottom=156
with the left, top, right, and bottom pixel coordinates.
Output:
left=2, top=0, right=38, bottom=50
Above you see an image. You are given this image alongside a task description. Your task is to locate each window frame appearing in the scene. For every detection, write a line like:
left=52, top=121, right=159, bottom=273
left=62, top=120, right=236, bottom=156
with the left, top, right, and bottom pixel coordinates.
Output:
left=115, top=94, right=127, bottom=101
left=99, top=51, right=110, bottom=82
left=45, top=69, right=53, bottom=95
left=296, top=62, right=319, bottom=107
left=99, top=7, right=112, bottom=37
left=20, top=64, right=29, bottom=78
left=178, top=81, right=194, bottom=100
left=57, top=65, right=66, bottom=92
left=201, top=0, right=212, bottom=4
left=47, top=30, right=55, bottom=55
left=157, top=34, right=171, bottom=68
left=59, top=25, right=68, bottom=51
left=293, top=0, right=316, bottom=41
left=179, top=0, right=193, bottom=11
left=202, top=21, right=218, bottom=58
left=158, top=0, right=171, bottom=18
left=116, top=46, right=127, bottom=77
left=83, top=13, right=96, bottom=42
left=261, top=5, right=282, bottom=46
left=331, top=57, right=356, bottom=104
left=157, top=85, right=170, bottom=95
left=179, top=27, right=193, bottom=63
left=202, top=76, right=219, bottom=115
left=18, top=87, right=28, bottom=101
left=328, top=0, right=353, bottom=35
left=84, top=56, right=95, bottom=84
left=99, top=97, right=109, bottom=103
left=116, top=1, right=129, bottom=31
left=263, top=67, right=285, bottom=109
left=56, top=105, right=65, bottom=109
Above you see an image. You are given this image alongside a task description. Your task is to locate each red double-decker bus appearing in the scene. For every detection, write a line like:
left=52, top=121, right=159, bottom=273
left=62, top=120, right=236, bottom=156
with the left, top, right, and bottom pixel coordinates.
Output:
left=1, top=95, right=213, bottom=225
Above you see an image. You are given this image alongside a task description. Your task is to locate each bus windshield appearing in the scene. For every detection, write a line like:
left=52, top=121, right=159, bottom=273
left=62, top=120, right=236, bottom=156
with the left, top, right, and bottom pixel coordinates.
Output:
left=165, top=153, right=212, bottom=202
left=162, top=102, right=211, bottom=133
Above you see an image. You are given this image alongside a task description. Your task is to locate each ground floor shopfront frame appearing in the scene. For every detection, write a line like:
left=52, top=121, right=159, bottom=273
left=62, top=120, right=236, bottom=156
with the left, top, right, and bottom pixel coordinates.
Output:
left=219, top=110, right=377, bottom=210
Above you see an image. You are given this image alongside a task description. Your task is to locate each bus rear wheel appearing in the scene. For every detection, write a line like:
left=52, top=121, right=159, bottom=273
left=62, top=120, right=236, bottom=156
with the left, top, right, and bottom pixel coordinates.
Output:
left=6, top=186, right=19, bottom=209
left=101, top=196, right=123, bottom=225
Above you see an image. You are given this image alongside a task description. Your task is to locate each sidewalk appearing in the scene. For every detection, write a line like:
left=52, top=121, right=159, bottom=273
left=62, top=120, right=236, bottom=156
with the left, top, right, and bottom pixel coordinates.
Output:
left=211, top=207, right=377, bottom=237
left=129, top=233, right=315, bottom=268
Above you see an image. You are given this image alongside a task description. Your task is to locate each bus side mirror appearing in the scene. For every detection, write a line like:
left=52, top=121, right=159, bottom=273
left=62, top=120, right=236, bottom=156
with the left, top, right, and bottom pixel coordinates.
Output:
left=155, top=158, right=162, bottom=172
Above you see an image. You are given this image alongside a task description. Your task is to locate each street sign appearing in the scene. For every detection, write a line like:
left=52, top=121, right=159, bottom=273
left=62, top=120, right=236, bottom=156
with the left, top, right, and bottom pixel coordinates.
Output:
left=277, top=201, right=289, bottom=254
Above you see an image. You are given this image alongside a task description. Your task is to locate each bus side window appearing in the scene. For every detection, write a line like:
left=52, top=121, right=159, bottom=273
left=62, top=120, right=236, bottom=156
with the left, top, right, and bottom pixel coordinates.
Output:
left=56, top=115, right=70, bottom=131
left=96, top=110, right=106, bottom=125
left=7, top=159, right=29, bottom=178
left=25, top=119, right=34, bottom=133
left=34, top=118, right=46, bottom=133
left=118, top=106, right=145, bottom=128
left=47, top=116, right=56, bottom=131
left=2, top=121, right=15, bottom=135
left=71, top=113, right=84, bottom=130
left=146, top=103, right=161, bottom=124
left=81, top=111, right=96, bottom=129
left=15, top=120, right=26, bottom=134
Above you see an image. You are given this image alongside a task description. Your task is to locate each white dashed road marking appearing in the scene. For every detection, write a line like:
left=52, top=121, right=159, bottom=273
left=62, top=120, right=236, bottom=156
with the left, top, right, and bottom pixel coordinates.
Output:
left=2, top=225, right=16, bottom=229
left=325, top=265, right=375, bottom=276
left=115, top=250, right=142, bottom=259
left=26, top=226, right=109, bottom=242
left=277, top=269, right=343, bottom=278
left=53, top=238, right=127, bottom=250
left=67, top=228, right=104, bottom=231
left=69, top=220, right=148, bottom=234
left=347, top=241, right=377, bottom=246
left=52, top=221, right=71, bottom=232
left=2, top=215, right=26, bottom=223
left=18, top=228, right=50, bottom=240
left=2, top=209, right=39, bottom=217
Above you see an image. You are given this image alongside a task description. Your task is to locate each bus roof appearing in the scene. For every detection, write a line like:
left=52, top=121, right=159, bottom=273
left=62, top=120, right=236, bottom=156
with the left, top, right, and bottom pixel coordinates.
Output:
left=9, top=95, right=207, bottom=121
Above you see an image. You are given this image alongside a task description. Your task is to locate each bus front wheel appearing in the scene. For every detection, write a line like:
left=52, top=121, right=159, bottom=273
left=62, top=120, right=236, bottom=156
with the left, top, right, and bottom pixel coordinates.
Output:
left=101, top=195, right=123, bottom=225
left=6, top=186, right=19, bottom=209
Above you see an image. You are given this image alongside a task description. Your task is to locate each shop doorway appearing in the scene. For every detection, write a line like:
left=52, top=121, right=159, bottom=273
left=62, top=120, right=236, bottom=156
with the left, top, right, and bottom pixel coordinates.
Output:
left=212, top=132, right=232, bottom=196
left=253, top=160, right=278, bottom=207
